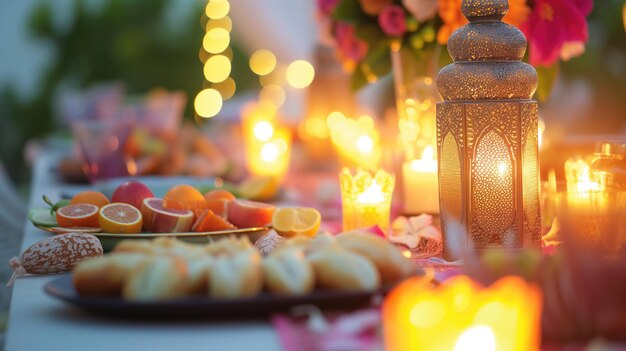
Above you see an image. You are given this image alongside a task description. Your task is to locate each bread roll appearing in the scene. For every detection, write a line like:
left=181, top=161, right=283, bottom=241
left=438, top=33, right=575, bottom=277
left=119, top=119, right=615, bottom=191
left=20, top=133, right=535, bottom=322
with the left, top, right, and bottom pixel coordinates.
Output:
left=184, top=256, right=214, bottom=294
left=122, top=256, right=189, bottom=300
left=307, top=247, right=380, bottom=291
left=209, top=250, right=262, bottom=298
left=262, top=250, right=314, bottom=295
left=152, top=237, right=207, bottom=259
left=275, top=235, right=312, bottom=254
left=307, top=231, right=337, bottom=252
left=73, top=253, right=147, bottom=296
left=113, top=239, right=156, bottom=254
left=205, top=236, right=253, bottom=257
left=276, top=232, right=336, bottom=256
left=336, top=232, right=414, bottom=284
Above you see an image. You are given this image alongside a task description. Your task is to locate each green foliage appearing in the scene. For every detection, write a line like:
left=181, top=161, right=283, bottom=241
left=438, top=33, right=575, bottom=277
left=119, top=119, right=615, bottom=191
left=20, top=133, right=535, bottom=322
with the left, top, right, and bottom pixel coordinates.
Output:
left=332, top=0, right=368, bottom=23
left=535, top=63, right=559, bottom=103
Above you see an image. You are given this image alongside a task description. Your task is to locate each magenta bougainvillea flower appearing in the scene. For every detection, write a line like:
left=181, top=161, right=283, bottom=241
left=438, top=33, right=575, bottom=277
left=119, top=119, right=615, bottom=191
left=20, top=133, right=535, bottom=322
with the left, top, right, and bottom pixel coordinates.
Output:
left=317, top=0, right=340, bottom=15
left=335, top=23, right=369, bottom=62
left=378, top=5, right=407, bottom=37
left=520, top=0, right=593, bottom=67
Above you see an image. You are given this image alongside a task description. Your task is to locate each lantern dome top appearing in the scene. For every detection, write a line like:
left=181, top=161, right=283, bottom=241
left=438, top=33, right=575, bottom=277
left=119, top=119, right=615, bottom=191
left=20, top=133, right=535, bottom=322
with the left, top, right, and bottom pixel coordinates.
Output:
left=436, top=0, right=537, bottom=101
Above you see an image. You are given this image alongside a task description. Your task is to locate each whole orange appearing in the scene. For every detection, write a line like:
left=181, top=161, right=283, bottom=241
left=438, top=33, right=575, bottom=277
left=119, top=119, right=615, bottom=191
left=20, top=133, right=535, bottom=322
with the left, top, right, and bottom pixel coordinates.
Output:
left=163, top=184, right=206, bottom=211
left=70, top=191, right=110, bottom=208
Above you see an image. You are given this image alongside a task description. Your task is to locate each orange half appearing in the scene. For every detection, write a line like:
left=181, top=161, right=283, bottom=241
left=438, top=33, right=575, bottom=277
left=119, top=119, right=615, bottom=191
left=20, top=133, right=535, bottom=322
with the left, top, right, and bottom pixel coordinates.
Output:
left=56, top=203, right=99, bottom=228
left=99, top=203, right=143, bottom=234
left=272, top=207, right=321, bottom=238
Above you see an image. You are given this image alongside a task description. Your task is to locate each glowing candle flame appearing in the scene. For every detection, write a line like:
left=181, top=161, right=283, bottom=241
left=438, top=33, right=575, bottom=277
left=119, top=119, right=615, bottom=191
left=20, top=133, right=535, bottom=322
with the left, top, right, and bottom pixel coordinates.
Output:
left=565, top=158, right=601, bottom=192
left=497, top=163, right=508, bottom=177
left=454, top=326, right=496, bottom=351
left=260, top=142, right=279, bottom=162
left=356, top=135, right=374, bottom=153
left=422, top=145, right=434, bottom=161
left=254, top=121, right=274, bottom=141
left=357, top=181, right=385, bottom=204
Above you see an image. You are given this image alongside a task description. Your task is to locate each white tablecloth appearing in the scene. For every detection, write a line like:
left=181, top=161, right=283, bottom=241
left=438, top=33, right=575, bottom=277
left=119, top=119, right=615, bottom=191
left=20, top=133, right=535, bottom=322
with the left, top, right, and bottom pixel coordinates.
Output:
left=5, top=150, right=281, bottom=351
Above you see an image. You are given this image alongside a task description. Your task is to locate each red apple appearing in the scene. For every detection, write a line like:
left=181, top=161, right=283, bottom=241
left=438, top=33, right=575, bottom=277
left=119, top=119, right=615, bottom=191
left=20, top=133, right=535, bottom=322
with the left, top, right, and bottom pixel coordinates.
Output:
left=227, top=199, right=275, bottom=228
left=141, top=197, right=194, bottom=233
left=112, top=181, right=154, bottom=210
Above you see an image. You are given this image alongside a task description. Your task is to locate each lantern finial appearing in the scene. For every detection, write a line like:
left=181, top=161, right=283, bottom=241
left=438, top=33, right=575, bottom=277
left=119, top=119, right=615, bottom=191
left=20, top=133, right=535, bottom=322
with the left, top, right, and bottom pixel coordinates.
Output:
left=437, top=0, right=537, bottom=102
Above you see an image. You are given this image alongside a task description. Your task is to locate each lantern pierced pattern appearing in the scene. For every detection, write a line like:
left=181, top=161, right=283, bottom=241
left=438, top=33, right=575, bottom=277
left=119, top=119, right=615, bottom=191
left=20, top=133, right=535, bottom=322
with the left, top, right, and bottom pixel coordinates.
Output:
left=436, top=0, right=541, bottom=258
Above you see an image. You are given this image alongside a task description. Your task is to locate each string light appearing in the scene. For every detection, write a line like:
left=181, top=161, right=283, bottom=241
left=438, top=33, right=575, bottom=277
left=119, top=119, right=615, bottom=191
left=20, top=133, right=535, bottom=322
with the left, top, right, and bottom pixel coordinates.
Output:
left=195, top=0, right=235, bottom=119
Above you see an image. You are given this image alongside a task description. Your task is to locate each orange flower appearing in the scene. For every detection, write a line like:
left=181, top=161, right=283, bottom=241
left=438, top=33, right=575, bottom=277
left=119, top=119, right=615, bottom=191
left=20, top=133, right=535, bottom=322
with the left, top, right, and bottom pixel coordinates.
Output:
left=437, top=0, right=530, bottom=45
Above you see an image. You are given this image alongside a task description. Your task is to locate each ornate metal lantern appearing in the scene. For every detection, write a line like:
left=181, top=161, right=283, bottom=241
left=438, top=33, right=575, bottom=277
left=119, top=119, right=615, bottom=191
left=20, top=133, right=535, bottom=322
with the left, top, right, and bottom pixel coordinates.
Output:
left=436, top=0, right=541, bottom=259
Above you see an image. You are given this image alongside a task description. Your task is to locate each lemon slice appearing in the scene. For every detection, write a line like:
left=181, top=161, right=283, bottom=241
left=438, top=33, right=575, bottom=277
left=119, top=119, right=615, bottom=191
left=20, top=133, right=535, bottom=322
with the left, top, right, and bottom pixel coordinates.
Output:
left=272, top=207, right=321, bottom=238
left=238, top=176, right=279, bottom=201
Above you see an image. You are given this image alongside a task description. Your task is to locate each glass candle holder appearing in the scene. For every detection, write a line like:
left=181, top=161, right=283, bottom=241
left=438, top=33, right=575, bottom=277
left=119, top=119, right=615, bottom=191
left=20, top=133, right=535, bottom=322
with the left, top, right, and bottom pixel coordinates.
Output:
left=339, top=168, right=395, bottom=234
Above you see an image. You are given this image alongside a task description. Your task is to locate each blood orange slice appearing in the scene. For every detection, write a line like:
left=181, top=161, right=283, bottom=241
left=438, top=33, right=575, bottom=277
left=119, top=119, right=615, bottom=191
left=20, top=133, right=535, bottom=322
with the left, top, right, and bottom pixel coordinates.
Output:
left=56, top=204, right=99, bottom=228
left=140, top=197, right=194, bottom=233
left=192, top=209, right=237, bottom=232
left=98, top=203, right=143, bottom=234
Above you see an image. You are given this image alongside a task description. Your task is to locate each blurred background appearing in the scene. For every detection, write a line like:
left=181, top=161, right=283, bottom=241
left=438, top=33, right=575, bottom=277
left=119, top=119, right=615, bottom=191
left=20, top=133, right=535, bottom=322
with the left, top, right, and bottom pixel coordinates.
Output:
left=0, top=0, right=625, bottom=190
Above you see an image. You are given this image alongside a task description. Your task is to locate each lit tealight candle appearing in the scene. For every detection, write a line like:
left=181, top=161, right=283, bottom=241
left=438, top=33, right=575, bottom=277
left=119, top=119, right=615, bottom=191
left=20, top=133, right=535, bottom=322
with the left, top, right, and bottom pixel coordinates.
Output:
left=339, top=168, right=395, bottom=233
left=402, top=146, right=439, bottom=214
left=242, top=102, right=292, bottom=180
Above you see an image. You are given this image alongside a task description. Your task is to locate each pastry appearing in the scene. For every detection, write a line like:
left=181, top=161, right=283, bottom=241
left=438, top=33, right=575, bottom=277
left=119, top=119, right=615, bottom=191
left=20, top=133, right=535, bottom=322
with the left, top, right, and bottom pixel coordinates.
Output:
left=113, top=239, right=157, bottom=254
left=122, top=256, right=189, bottom=300
left=184, top=256, right=215, bottom=294
left=336, top=231, right=415, bottom=283
left=205, top=236, right=253, bottom=256
left=73, top=253, right=147, bottom=296
left=307, top=247, right=380, bottom=291
left=209, top=249, right=262, bottom=298
left=262, top=249, right=314, bottom=295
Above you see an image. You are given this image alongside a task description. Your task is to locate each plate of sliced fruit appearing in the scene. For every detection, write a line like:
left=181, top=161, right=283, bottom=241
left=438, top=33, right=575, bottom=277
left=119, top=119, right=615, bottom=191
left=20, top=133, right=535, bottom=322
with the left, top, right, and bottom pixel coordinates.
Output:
left=29, top=179, right=277, bottom=251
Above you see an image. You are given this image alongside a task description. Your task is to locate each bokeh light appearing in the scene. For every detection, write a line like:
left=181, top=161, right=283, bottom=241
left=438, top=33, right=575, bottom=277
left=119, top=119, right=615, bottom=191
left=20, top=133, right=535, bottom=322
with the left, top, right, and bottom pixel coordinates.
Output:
left=203, top=28, right=230, bottom=54
left=198, top=48, right=210, bottom=64
left=194, top=89, right=223, bottom=118
left=261, top=143, right=279, bottom=162
left=249, top=50, right=277, bottom=76
left=203, top=55, right=231, bottom=83
left=253, top=121, right=274, bottom=142
left=205, top=0, right=230, bottom=20
left=286, top=60, right=315, bottom=89
left=356, top=135, right=374, bottom=153
left=205, top=16, right=232, bottom=32
left=259, top=84, right=286, bottom=107
left=327, top=111, right=346, bottom=128
left=212, top=77, right=236, bottom=100
left=260, top=64, right=287, bottom=87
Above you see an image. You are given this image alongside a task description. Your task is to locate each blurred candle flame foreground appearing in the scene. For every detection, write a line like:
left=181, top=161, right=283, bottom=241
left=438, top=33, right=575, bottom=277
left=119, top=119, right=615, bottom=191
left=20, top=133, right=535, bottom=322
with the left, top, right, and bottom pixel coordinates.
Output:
left=383, top=275, right=542, bottom=351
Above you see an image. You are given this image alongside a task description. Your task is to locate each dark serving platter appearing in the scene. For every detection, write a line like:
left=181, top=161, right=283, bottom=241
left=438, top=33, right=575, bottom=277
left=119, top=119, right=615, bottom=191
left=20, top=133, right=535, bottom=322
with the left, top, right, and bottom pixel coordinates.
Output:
left=45, top=274, right=390, bottom=320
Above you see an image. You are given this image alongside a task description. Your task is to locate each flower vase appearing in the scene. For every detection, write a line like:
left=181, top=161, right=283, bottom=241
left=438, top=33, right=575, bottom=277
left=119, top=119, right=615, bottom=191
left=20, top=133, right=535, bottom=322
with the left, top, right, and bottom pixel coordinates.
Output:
left=391, top=43, right=441, bottom=215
